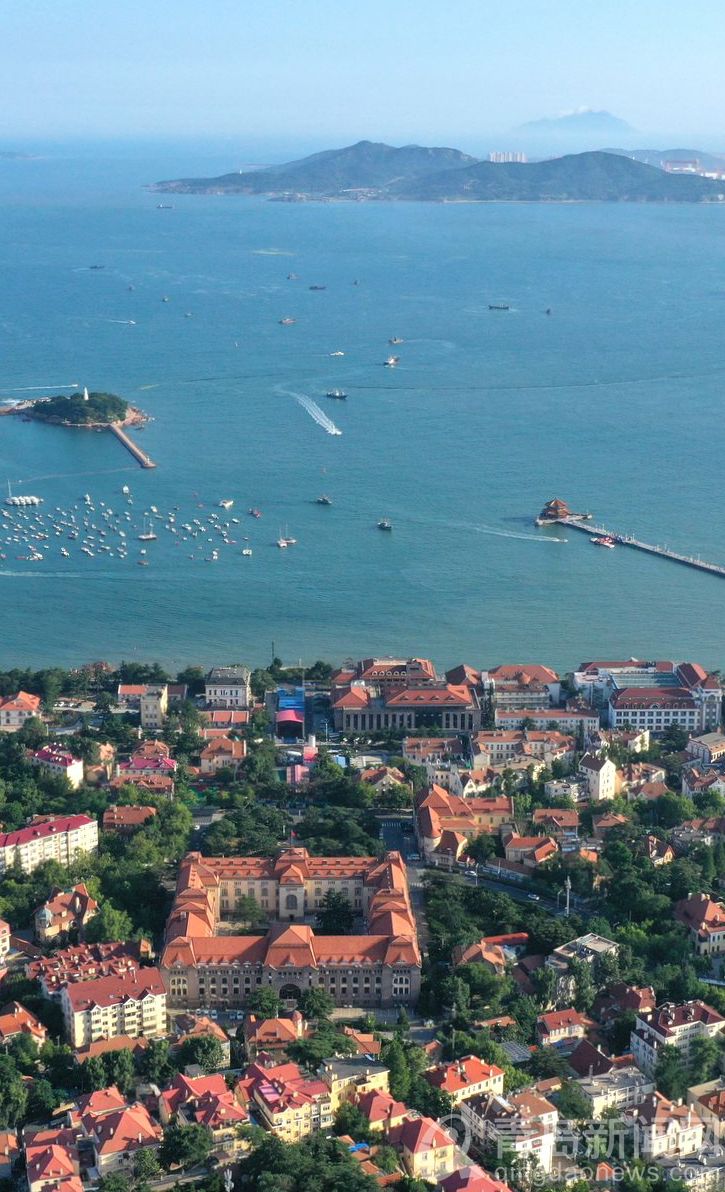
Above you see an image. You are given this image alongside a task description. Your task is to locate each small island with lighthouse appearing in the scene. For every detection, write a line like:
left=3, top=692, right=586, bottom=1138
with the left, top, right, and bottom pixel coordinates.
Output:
left=1, top=389, right=156, bottom=467
left=17, top=389, right=147, bottom=428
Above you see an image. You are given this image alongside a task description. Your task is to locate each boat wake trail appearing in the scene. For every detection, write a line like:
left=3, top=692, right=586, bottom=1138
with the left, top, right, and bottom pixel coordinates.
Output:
left=468, top=521, right=566, bottom=543
left=282, top=389, right=342, bottom=436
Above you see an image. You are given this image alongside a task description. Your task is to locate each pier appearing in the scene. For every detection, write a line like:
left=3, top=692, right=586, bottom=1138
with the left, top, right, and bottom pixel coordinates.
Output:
left=537, top=497, right=725, bottom=579
left=109, top=422, right=157, bottom=469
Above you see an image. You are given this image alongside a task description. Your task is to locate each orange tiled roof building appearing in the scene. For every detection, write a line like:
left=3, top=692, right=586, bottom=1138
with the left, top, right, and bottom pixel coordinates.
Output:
left=161, top=847, right=421, bottom=1009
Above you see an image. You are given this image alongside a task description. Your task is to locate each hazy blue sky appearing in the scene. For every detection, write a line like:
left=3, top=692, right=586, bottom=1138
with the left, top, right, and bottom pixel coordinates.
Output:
left=2, top=0, right=723, bottom=148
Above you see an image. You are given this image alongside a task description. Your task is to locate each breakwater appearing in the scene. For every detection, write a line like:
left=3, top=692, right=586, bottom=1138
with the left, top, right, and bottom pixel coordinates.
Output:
left=108, top=423, right=157, bottom=468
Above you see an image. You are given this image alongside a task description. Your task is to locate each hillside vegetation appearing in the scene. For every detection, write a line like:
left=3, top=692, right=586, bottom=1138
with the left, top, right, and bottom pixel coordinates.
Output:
left=29, top=391, right=128, bottom=425
left=151, top=142, right=723, bottom=202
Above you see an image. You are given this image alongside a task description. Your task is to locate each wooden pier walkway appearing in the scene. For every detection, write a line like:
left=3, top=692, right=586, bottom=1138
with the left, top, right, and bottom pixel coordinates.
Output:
left=109, top=422, right=157, bottom=468
left=558, top=517, right=725, bottom=579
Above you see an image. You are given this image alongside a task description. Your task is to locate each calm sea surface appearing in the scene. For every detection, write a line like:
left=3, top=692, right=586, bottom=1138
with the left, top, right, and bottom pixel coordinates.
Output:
left=2, top=142, right=725, bottom=673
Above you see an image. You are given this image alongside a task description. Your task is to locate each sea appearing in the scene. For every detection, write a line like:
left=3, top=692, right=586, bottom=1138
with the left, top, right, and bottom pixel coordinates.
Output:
left=2, top=139, right=725, bottom=675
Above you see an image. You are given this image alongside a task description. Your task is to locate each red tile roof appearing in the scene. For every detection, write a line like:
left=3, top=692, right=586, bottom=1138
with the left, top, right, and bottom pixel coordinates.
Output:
left=64, top=966, right=165, bottom=1013
left=0, top=815, right=94, bottom=851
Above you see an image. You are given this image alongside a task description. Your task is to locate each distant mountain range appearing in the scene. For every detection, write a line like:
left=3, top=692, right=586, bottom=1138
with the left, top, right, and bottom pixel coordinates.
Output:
left=150, top=140, right=723, bottom=203
left=518, top=109, right=634, bottom=136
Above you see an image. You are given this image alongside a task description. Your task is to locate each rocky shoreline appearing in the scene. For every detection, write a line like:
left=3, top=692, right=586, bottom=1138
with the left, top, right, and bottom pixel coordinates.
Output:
left=0, top=400, right=149, bottom=428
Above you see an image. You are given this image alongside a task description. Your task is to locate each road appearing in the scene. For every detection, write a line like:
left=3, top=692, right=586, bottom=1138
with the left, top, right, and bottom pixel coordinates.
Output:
left=379, top=816, right=431, bottom=954
left=378, top=815, right=590, bottom=936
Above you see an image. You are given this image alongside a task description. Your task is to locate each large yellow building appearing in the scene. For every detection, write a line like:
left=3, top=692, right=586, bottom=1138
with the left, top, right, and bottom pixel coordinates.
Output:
left=161, top=847, right=421, bottom=1009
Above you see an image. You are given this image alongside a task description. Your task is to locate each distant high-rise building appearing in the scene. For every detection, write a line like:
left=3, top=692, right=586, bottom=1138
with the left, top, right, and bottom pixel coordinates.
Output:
left=489, top=151, right=528, bottom=164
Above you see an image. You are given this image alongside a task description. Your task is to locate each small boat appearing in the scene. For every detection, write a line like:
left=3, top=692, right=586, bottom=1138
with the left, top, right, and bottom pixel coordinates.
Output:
left=309, top=284, right=326, bottom=291
left=161, top=295, right=170, bottom=303
left=287, top=272, right=299, bottom=280
left=242, top=548, right=253, bottom=557
left=248, top=508, right=262, bottom=518
left=378, top=518, right=393, bottom=531
left=388, top=336, right=404, bottom=344
left=121, top=485, right=130, bottom=496
left=89, top=264, right=105, bottom=270
left=219, top=499, right=234, bottom=510
left=276, top=537, right=288, bottom=549
left=316, top=496, right=332, bottom=506
left=279, top=316, right=296, bottom=325
left=282, top=536, right=297, bottom=546
left=591, top=536, right=616, bottom=549
left=326, top=389, right=347, bottom=400
left=488, top=303, right=510, bottom=311
left=60, top=548, right=70, bottom=557
left=137, top=559, right=149, bottom=566
left=138, top=516, right=158, bottom=542
left=329, top=350, right=345, bottom=357
left=156, top=203, right=173, bottom=209
left=384, top=356, right=399, bottom=367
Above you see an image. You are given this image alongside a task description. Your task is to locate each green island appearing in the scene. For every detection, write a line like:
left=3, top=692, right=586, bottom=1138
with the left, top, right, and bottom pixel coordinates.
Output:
left=27, top=391, right=130, bottom=426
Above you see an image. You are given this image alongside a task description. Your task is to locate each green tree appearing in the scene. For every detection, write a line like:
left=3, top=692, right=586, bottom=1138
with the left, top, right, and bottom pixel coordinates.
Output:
left=298, top=987, right=335, bottom=1022
left=160, top=1123, right=212, bottom=1171
left=315, top=890, right=354, bottom=935
left=28, top=1078, right=60, bottom=1121
left=85, top=901, right=134, bottom=943
left=689, top=1034, right=722, bottom=1083
left=105, top=1048, right=136, bottom=1095
left=246, top=987, right=281, bottom=1017
left=98, top=1177, right=131, bottom=1192
left=178, top=1035, right=224, bottom=1074
left=133, top=1149, right=162, bottom=1183
left=655, top=1044, right=689, bottom=1101
left=556, top=1080, right=591, bottom=1121
left=0, top=1055, right=28, bottom=1126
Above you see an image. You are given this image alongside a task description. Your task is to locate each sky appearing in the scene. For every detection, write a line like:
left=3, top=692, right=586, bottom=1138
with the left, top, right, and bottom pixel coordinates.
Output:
left=2, top=0, right=724, bottom=151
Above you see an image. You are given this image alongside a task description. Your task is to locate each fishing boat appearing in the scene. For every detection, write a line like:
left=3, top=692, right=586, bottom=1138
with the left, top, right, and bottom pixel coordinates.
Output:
left=316, top=495, right=332, bottom=506
left=326, top=389, right=347, bottom=400
left=377, top=518, right=393, bottom=531
left=592, top=535, right=616, bottom=549
left=384, top=356, right=399, bottom=367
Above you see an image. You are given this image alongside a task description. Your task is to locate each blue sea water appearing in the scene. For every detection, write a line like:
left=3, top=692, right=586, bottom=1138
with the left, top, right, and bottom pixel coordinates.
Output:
left=1, top=141, right=725, bottom=673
